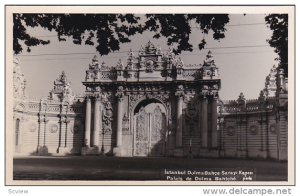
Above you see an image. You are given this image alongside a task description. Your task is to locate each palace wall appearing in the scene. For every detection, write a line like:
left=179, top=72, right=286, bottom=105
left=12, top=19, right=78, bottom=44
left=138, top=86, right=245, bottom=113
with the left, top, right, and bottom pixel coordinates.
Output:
left=14, top=99, right=85, bottom=155
left=218, top=94, right=287, bottom=160
left=12, top=43, right=288, bottom=160
left=14, top=89, right=287, bottom=161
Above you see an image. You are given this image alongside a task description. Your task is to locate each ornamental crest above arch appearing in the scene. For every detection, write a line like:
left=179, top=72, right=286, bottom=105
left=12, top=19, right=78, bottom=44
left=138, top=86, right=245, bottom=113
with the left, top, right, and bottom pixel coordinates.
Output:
left=129, top=93, right=170, bottom=114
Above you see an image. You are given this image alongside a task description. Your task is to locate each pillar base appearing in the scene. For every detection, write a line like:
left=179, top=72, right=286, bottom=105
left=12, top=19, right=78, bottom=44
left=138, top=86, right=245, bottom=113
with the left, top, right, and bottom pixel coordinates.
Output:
left=57, top=147, right=72, bottom=155
left=173, top=148, right=184, bottom=157
left=81, top=146, right=100, bottom=156
left=113, top=147, right=123, bottom=157
left=36, top=145, right=49, bottom=156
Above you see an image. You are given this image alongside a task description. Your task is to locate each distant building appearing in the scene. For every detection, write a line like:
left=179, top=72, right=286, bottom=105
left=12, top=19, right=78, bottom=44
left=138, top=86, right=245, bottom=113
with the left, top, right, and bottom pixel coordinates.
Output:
left=13, top=42, right=288, bottom=160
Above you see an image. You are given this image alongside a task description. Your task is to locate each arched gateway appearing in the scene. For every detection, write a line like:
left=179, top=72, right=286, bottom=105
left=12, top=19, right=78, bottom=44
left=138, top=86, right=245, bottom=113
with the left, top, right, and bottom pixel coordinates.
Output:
left=82, top=41, right=220, bottom=157
left=133, top=99, right=167, bottom=156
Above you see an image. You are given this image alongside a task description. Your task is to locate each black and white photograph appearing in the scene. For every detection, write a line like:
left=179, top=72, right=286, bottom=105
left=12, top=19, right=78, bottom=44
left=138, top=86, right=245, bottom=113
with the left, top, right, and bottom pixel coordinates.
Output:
left=5, top=5, right=294, bottom=185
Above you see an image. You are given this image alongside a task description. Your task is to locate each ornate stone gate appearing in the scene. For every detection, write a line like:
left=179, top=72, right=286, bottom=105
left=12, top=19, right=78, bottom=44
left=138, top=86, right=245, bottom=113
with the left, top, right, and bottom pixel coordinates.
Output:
left=12, top=43, right=289, bottom=160
left=82, top=41, right=220, bottom=157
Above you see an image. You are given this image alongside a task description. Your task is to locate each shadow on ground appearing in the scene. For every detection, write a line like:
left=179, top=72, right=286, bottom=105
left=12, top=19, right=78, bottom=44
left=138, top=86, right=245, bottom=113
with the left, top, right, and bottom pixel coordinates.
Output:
left=13, top=156, right=287, bottom=181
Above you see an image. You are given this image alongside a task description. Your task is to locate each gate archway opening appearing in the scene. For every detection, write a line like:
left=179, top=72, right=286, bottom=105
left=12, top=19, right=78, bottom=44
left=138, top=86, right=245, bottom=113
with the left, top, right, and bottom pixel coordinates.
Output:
left=133, top=99, right=167, bottom=157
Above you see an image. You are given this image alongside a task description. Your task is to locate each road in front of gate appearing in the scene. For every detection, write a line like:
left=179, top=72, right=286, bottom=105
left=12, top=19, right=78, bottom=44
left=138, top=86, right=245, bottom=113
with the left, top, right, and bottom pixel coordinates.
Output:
left=13, top=156, right=287, bottom=181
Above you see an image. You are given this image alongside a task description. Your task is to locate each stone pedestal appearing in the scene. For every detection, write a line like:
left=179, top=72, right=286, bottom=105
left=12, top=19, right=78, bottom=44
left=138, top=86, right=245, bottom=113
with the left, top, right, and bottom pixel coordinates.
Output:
left=57, top=147, right=72, bottom=155
left=37, top=145, right=48, bottom=156
left=113, top=147, right=123, bottom=157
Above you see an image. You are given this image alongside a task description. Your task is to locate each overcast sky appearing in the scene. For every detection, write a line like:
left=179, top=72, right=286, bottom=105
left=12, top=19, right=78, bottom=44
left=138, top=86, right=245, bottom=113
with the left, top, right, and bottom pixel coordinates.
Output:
left=16, top=14, right=278, bottom=101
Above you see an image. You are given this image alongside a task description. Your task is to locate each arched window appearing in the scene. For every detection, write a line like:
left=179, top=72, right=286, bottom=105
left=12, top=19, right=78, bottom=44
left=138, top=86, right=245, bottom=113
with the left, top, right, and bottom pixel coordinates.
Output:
left=15, top=118, right=20, bottom=146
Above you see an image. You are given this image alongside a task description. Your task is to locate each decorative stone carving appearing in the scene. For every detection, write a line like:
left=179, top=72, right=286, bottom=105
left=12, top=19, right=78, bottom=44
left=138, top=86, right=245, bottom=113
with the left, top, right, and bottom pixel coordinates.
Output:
left=71, top=120, right=83, bottom=134
left=150, top=106, right=166, bottom=155
left=135, top=107, right=148, bottom=156
left=145, top=59, right=155, bottom=73
left=237, top=92, right=246, bottom=109
left=175, top=58, right=184, bottom=69
left=49, top=124, right=59, bottom=133
left=71, top=125, right=80, bottom=134
left=115, top=86, right=125, bottom=101
left=13, top=57, right=27, bottom=99
left=129, top=94, right=144, bottom=111
left=89, top=55, right=99, bottom=69
left=127, top=49, right=134, bottom=70
left=29, top=122, right=37, bottom=132
left=203, top=50, right=215, bottom=66
left=263, top=65, right=277, bottom=97
left=227, top=126, right=235, bottom=136
left=202, top=51, right=219, bottom=79
left=143, top=41, right=159, bottom=55
left=49, top=71, right=75, bottom=103
left=102, top=101, right=113, bottom=134
left=269, top=124, right=277, bottom=134
left=185, top=103, right=198, bottom=121
left=175, top=85, right=185, bottom=98
left=15, top=103, right=26, bottom=112
left=249, top=125, right=258, bottom=135
left=116, top=59, right=124, bottom=70
left=122, top=113, right=130, bottom=134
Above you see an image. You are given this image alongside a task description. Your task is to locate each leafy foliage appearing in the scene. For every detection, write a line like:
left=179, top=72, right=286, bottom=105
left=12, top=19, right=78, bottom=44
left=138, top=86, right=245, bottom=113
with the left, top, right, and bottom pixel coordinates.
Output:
left=265, top=14, right=288, bottom=77
left=13, top=14, right=143, bottom=55
left=13, top=14, right=229, bottom=55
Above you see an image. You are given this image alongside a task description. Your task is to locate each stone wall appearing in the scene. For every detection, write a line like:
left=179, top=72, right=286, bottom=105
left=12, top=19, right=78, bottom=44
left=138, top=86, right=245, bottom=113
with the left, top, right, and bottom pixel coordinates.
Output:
left=218, top=89, right=287, bottom=160
left=14, top=99, right=85, bottom=155
left=12, top=49, right=288, bottom=160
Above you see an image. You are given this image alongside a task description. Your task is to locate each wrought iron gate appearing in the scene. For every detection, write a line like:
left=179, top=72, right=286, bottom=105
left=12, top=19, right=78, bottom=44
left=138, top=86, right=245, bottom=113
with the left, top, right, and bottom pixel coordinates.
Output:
left=134, top=105, right=166, bottom=156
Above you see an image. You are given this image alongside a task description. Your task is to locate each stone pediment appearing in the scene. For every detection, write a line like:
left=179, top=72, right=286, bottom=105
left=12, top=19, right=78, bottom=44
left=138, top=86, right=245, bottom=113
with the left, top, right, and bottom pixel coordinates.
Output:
left=49, top=71, right=75, bottom=103
left=84, top=42, right=219, bottom=83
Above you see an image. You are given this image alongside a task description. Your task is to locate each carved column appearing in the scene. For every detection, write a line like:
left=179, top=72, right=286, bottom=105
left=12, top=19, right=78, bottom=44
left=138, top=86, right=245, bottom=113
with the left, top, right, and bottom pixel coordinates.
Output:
left=211, top=97, right=218, bottom=148
left=17, top=118, right=22, bottom=147
left=14, top=117, right=23, bottom=152
left=57, top=114, right=69, bottom=154
left=201, top=96, right=208, bottom=148
left=116, top=97, right=123, bottom=147
left=84, top=97, right=91, bottom=147
left=43, top=116, right=48, bottom=146
left=64, top=116, right=70, bottom=147
left=93, top=96, right=100, bottom=147
left=174, top=85, right=184, bottom=156
left=58, top=115, right=64, bottom=150
left=37, top=114, right=42, bottom=148
left=114, top=86, right=124, bottom=156
left=176, top=95, right=183, bottom=147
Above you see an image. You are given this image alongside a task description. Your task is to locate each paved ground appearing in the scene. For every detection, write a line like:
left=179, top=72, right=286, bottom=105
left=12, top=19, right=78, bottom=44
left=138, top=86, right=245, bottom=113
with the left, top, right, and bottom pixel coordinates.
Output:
left=13, top=156, right=287, bottom=181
